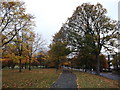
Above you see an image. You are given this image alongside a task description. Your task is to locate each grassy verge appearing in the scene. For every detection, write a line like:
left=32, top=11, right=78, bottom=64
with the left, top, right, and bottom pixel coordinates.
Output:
left=73, top=71, right=120, bottom=88
left=2, top=69, right=61, bottom=88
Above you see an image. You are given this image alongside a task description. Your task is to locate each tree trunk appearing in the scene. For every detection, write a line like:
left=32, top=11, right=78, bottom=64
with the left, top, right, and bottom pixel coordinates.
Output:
left=11, top=64, right=15, bottom=69
left=96, top=54, right=100, bottom=75
left=19, top=59, right=22, bottom=72
left=56, top=60, right=59, bottom=72
left=25, top=63, right=27, bottom=69
left=29, top=58, right=31, bottom=70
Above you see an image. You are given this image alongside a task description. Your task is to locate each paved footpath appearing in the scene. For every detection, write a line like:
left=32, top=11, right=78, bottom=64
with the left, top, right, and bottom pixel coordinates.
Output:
left=100, top=73, right=120, bottom=81
left=72, top=68, right=120, bottom=81
left=51, top=69, right=77, bottom=88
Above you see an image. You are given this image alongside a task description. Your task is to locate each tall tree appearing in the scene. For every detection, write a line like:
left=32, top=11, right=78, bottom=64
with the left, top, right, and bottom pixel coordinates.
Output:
left=62, top=3, right=117, bottom=75
left=0, top=1, right=35, bottom=47
left=26, top=33, right=46, bottom=70
left=48, top=31, right=70, bottom=69
left=0, top=1, right=35, bottom=72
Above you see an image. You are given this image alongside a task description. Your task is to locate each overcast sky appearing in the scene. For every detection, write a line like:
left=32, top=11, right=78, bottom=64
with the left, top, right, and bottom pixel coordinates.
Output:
left=21, top=0, right=119, bottom=46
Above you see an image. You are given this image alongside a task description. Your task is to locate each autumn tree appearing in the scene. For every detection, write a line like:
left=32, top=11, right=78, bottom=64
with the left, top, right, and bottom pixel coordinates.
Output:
left=112, top=53, right=120, bottom=69
left=99, top=54, right=108, bottom=71
left=76, top=54, right=108, bottom=72
left=61, top=3, right=117, bottom=75
left=2, top=43, right=19, bottom=69
left=0, top=1, right=36, bottom=72
left=2, top=45, right=17, bottom=69
left=2, top=30, right=45, bottom=71
left=26, top=33, right=46, bottom=70
left=34, top=51, right=48, bottom=68
left=0, top=1, right=35, bottom=47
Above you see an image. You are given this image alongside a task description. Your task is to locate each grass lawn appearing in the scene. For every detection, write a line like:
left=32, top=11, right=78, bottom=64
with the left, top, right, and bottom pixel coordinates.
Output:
left=74, top=71, right=120, bottom=88
left=2, top=69, right=61, bottom=88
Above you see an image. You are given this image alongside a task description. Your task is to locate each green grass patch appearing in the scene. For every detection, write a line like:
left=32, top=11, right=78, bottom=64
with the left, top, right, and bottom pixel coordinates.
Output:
left=74, top=71, right=120, bottom=88
left=2, top=69, right=61, bottom=88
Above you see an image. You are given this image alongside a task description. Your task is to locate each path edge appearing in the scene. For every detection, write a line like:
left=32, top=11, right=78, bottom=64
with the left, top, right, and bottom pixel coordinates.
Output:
left=49, top=71, right=62, bottom=88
